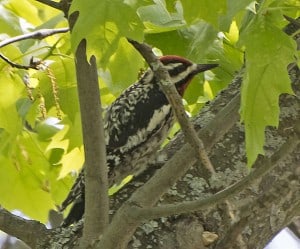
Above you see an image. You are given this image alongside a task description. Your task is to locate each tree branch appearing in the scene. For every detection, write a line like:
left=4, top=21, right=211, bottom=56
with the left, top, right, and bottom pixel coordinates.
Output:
left=0, top=28, right=69, bottom=48
left=129, top=125, right=300, bottom=220
left=35, top=0, right=63, bottom=10
left=128, top=39, right=216, bottom=174
left=35, top=0, right=72, bottom=18
left=0, top=206, right=48, bottom=248
left=0, top=28, right=69, bottom=70
left=0, top=53, right=41, bottom=70
left=96, top=75, right=241, bottom=249
left=74, top=40, right=109, bottom=247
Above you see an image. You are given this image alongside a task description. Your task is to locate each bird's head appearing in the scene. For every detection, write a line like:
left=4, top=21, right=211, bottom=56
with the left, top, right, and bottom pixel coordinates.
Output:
left=159, top=55, right=218, bottom=96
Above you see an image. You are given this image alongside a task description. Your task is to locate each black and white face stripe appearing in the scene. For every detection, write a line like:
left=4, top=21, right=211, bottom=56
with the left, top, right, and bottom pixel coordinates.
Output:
left=167, top=63, right=200, bottom=83
left=164, top=62, right=218, bottom=84
left=157, top=62, right=202, bottom=96
left=166, top=62, right=191, bottom=77
left=159, top=57, right=218, bottom=95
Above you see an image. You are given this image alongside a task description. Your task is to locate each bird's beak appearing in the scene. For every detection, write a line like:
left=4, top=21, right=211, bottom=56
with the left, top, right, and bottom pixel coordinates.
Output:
left=196, top=63, right=218, bottom=73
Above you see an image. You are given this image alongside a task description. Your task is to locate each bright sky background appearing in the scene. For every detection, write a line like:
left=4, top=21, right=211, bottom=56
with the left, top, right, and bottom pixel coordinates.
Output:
left=265, top=228, right=300, bottom=249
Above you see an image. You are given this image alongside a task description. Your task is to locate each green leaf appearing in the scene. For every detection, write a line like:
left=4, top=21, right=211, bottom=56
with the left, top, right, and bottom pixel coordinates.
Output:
left=145, top=21, right=217, bottom=60
left=26, top=98, right=43, bottom=128
left=184, top=74, right=205, bottom=105
left=105, top=38, right=145, bottom=94
left=0, top=133, right=55, bottom=222
left=185, top=20, right=218, bottom=61
left=70, top=0, right=144, bottom=66
left=5, top=0, right=42, bottom=26
left=16, top=98, right=32, bottom=119
left=0, top=72, right=24, bottom=136
left=63, top=113, right=83, bottom=152
left=32, top=57, right=79, bottom=122
left=219, top=0, right=254, bottom=30
left=137, top=0, right=185, bottom=33
left=48, top=148, right=64, bottom=165
left=240, top=13, right=296, bottom=166
left=181, top=0, right=227, bottom=28
left=59, top=146, right=84, bottom=179
left=5, top=0, right=61, bottom=27
left=145, top=30, right=190, bottom=56
left=35, top=119, right=61, bottom=141
left=19, top=13, right=67, bottom=52
left=0, top=5, right=22, bottom=36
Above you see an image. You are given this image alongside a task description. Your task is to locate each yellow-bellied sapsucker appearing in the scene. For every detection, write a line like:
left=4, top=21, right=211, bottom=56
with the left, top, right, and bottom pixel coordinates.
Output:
left=60, top=55, right=217, bottom=226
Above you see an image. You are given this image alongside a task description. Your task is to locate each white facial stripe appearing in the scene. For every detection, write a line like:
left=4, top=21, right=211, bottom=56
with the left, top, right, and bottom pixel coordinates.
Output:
left=164, top=63, right=183, bottom=70
left=144, top=63, right=199, bottom=85
left=147, top=105, right=171, bottom=132
left=170, top=63, right=198, bottom=83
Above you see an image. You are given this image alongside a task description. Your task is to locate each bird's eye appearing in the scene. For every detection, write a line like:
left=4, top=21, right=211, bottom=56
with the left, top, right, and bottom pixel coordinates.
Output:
left=168, top=63, right=188, bottom=77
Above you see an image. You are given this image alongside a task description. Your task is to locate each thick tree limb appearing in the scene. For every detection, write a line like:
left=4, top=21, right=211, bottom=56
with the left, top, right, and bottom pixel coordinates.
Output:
left=0, top=206, right=48, bottom=248
left=129, top=126, right=300, bottom=220
left=74, top=40, right=109, bottom=247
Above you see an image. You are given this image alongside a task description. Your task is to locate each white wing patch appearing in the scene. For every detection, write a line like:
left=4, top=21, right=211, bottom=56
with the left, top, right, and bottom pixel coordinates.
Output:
left=147, top=105, right=171, bottom=132
left=118, top=104, right=171, bottom=153
left=171, top=64, right=198, bottom=83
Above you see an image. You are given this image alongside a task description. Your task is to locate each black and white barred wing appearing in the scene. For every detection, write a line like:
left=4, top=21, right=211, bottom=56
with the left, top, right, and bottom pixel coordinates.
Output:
left=104, top=76, right=174, bottom=182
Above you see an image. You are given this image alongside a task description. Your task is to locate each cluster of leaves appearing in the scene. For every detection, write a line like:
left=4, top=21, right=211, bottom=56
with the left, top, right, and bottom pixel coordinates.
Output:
left=0, top=0, right=298, bottom=222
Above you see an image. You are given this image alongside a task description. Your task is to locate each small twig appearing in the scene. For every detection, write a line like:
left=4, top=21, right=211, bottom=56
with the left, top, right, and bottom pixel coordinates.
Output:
left=283, top=15, right=300, bottom=28
left=0, top=53, right=40, bottom=70
left=128, top=39, right=215, bottom=174
left=0, top=28, right=69, bottom=70
left=0, top=28, right=69, bottom=48
left=35, top=0, right=63, bottom=10
left=35, top=0, right=71, bottom=16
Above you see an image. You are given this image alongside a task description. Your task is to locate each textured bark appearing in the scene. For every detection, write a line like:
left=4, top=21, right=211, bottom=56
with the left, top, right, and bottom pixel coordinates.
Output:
left=118, top=63, right=300, bottom=249
left=34, top=60, right=299, bottom=249
left=74, top=39, right=109, bottom=247
left=2, top=62, right=299, bottom=249
left=1, top=18, right=299, bottom=249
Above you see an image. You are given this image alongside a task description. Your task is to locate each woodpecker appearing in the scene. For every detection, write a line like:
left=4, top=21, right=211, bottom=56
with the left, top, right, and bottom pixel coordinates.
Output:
left=60, top=55, right=217, bottom=226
